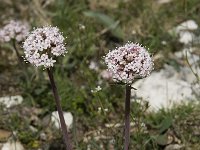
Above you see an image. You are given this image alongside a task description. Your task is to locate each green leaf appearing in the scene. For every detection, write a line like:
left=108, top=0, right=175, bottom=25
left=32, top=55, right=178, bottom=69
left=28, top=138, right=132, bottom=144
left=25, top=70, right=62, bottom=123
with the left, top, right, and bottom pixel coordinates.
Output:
left=154, top=134, right=169, bottom=146
left=159, top=116, right=173, bottom=133
left=83, top=11, right=124, bottom=39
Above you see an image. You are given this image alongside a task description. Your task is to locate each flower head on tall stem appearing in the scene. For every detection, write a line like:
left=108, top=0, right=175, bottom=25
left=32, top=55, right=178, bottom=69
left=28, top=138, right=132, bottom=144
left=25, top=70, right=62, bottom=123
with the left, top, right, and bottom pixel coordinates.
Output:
left=104, top=42, right=153, bottom=150
left=23, top=26, right=67, bottom=68
left=23, top=26, right=72, bottom=150
left=0, top=20, right=30, bottom=43
left=105, top=42, right=154, bottom=84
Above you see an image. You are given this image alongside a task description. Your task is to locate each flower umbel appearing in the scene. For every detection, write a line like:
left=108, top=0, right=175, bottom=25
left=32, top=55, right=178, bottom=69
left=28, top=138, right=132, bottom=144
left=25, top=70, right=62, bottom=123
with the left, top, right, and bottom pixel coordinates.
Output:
left=0, top=20, right=30, bottom=42
left=23, top=26, right=67, bottom=68
left=105, top=42, right=154, bottom=84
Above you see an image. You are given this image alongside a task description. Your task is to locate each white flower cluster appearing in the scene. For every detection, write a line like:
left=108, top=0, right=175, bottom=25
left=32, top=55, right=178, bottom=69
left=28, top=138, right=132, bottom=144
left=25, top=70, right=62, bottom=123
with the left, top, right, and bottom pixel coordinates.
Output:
left=105, top=42, right=154, bottom=84
left=0, top=20, right=30, bottom=42
left=23, top=26, right=67, bottom=68
left=91, top=85, right=102, bottom=93
left=89, top=61, right=99, bottom=71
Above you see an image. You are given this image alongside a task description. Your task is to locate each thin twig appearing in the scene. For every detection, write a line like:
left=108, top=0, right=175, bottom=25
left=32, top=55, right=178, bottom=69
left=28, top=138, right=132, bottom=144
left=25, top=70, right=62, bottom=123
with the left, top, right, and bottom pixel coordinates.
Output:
left=185, top=50, right=199, bottom=83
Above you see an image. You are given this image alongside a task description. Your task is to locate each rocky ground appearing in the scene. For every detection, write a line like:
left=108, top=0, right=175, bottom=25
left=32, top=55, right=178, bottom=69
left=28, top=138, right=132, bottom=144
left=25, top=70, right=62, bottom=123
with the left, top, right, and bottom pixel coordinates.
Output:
left=0, top=0, right=200, bottom=150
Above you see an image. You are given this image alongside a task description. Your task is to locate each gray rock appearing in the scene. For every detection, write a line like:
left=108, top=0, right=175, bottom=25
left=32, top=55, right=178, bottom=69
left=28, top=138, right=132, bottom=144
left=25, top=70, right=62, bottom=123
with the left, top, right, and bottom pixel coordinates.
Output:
left=132, top=64, right=198, bottom=111
left=132, top=44, right=199, bottom=111
left=1, top=141, right=24, bottom=150
left=51, top=111, right=73, bottom=129
left=169, top=20, right=198, bottom=45
left=0, top=95, right=23, bottom=108
left=157, top=0, right=173, bottom=4
left=164, top=144, right=184, bottom=150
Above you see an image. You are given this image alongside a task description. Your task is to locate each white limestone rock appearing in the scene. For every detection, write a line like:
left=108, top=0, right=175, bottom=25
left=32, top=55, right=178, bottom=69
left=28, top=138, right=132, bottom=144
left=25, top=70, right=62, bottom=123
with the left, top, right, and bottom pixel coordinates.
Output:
left=169, top=20, right=198, bottom=45
left=51, top=111, right=73, bottom=129
left=0, top=95, right=23, bottom=108
left=179, top=31, right=195, bottom=44
left=157, top=0, right=172, bottom=4
left=132, top=64, right=197, bottom=111
left=1, top=141, right=24, bottom=150
left=174, top=47, right=200, bottom=83
left=164, top=144, right=184, bottom=150
left=175, top=20, right=198, bottom=33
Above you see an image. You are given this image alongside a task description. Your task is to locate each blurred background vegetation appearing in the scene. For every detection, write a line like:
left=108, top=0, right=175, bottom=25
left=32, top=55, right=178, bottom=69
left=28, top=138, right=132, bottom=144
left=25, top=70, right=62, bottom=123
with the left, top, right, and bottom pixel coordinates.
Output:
left=0, top=0, right=200, bottom=149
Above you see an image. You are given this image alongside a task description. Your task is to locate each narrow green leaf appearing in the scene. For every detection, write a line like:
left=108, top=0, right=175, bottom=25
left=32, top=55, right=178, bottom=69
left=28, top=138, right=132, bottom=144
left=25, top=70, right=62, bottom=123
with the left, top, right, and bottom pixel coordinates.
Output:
left=154, top=134, right=169, bottom=146
left=83, top=11, right=124, bottom=39
left=159, top=116, right=173, bottom=133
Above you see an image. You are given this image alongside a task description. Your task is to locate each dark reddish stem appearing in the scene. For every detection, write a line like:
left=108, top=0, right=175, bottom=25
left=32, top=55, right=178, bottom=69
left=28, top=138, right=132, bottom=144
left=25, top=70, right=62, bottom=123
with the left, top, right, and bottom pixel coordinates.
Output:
left=12, top=40, right=22, bottom=63
left=124, top=84, right=131, bottom=150
left=47, top=68, right=72, bottom=150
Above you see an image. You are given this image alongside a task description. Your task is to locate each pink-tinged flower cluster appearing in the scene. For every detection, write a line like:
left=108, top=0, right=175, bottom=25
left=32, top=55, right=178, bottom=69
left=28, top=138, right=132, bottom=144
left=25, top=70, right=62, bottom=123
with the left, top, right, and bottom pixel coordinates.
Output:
left=104, top=42, right=154, bottom=84
left=23, top=26, right=67, bottom=68
left=0, top=20, right=30, bottom=42
left=100, top=70, right=113, bottom=80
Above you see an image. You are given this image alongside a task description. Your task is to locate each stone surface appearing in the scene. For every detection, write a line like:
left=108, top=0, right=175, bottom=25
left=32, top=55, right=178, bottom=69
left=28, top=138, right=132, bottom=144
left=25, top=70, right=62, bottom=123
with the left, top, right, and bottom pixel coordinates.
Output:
left=51, top=111, right=73, bottom=129
left=170, top=20, right=198, bottom=45
left=0, top=95, right=23, bottom=108
left=179, top=31, right=195, bottom=44
left=0, top=130, right=12, bottom=142
left=174, top=47, right=200, bottom=83
left=164, top=144, right=184, bottom=150
left=1, top=141, right=24, bottom=150
left=157, top=0, right=172, bottom=4
left=132, top=65, right=195, bottom=111
left=174, top=20, right=198, bottom=33
left=132, top=43, right=199, bottom=111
